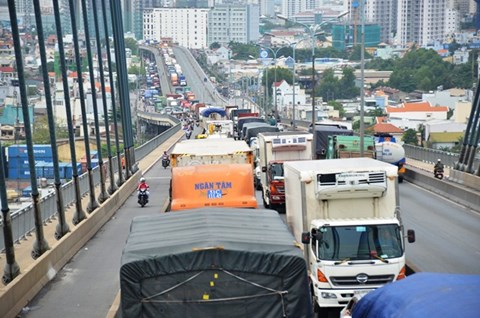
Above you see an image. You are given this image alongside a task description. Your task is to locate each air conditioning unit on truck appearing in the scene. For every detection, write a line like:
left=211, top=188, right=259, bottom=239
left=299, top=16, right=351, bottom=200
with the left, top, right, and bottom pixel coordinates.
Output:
left=120, top=209, right=314, bottom=318
left=283, top=158, right=415, bottom=315
left=257, top=132, right=313, bottom=211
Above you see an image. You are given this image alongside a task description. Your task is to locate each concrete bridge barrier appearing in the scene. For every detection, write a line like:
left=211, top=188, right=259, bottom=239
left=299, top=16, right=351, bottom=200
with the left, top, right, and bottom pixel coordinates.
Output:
left=0, top=172, right=140, bottom=318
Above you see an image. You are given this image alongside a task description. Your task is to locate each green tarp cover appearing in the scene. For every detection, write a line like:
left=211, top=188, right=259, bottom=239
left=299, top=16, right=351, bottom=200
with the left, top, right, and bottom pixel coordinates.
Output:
left=120, top=208, right=312, bottom=318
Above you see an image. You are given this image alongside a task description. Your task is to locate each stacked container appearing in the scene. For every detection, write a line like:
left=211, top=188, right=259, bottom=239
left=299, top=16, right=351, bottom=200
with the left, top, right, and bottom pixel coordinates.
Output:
left=8, top=145, right=53, bottom=179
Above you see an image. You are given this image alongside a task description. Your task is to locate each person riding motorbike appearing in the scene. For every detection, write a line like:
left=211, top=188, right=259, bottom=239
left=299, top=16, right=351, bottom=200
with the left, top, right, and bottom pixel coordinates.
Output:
left=162, top=151, right=169, bottom=161
left=434, top=159, right=444, bottom=173
left=137, top=177, right=150, bottom=203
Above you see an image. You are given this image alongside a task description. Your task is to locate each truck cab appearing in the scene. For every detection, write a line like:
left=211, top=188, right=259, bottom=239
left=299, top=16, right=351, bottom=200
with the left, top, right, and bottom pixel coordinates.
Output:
left=258, top=132, right=313, bottom=212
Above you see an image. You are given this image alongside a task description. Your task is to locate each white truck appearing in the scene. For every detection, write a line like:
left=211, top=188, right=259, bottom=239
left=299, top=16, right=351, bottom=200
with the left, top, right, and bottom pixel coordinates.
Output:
left=284, top=158, right=415, bottom=314
left=170, top=139, right=253, bottom=168
left=257, top=132, right=313, bottom=211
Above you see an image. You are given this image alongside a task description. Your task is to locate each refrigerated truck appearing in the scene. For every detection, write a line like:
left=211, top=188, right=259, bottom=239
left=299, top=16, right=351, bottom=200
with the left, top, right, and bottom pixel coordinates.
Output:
left=284, top=158, right=415, bottom=314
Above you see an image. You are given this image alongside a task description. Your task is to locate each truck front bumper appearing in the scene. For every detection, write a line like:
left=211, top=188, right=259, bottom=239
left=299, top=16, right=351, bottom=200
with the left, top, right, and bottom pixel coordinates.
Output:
left=314, top=286, right=374, bottom=308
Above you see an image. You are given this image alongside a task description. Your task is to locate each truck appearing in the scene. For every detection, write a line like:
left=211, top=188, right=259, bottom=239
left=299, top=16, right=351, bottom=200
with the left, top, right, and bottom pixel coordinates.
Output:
left=310, top=123, right=353, bottom=159
left=170, top=139, right=253, bottom=168
left=170, top=72, right=178, bottom=86
left=258, top=132, right=313, bottom=211
left=120, top=208, right=313, bottom=317
left=375, top=134, right=406, bottom=183
left=179, top=74, right=187, bottom=86
left=169, top=163, right=257, bottom=211
left=326, top=135, right=376, bottom=159
left=284, top=158, right=415, bottom=314
left=343, top=272, right=480, bottom=318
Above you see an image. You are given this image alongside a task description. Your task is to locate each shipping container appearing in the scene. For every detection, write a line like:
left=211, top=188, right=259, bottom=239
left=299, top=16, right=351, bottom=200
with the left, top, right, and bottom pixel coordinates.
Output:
left=8, top=167, right=31, bottom=179
left=8, top=144, right=53, bottom=158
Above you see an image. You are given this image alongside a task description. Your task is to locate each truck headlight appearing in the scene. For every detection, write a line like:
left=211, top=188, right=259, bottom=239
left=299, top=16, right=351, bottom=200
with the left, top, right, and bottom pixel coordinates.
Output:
left=321, top=292, right=337, bottom=299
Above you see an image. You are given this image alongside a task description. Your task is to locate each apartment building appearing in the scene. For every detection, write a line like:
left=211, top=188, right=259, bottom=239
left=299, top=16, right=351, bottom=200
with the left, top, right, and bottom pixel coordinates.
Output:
left=397, top=0, right=460, bottom=46
left=207, top=4, right=260, bottom=46
left=143, top=8, right=209, bottom=49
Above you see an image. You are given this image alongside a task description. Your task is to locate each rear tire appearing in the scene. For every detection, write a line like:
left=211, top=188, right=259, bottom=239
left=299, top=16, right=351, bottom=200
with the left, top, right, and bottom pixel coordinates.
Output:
left=262, top=192, right=270, bottom=209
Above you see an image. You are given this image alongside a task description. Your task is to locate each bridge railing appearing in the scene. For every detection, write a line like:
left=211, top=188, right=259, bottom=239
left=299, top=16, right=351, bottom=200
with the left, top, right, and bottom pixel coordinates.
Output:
left=403, top=144, right=479, bottom=169
left=1, top=122, right=180, bottom=252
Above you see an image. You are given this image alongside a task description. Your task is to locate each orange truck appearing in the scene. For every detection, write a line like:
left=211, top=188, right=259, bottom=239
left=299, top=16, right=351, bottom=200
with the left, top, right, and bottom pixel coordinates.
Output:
left=170, top=163, right=257, bottom=211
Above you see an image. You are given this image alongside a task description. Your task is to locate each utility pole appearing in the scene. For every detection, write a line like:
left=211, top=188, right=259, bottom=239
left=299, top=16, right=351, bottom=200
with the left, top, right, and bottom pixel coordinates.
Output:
left=360, top=0, right=365, bottom=157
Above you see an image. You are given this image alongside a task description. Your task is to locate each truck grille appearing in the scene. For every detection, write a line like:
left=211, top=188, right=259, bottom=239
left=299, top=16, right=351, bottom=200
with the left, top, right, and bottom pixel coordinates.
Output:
left=330, top=274, right=394, bottom=286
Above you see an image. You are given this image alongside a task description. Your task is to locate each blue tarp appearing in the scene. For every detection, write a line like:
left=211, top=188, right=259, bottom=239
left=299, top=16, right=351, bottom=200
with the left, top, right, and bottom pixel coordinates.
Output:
left=352, top=272, right=480, bottom=318
left=201, top=107, right=226, bottom=117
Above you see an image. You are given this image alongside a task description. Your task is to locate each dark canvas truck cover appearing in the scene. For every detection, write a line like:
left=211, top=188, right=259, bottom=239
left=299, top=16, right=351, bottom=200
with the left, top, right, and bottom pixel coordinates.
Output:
left=120, top=208, right=313, bottom=318
left=311, top=124, right=353, bottom=159
left=352, top=273, right=480, bottom=318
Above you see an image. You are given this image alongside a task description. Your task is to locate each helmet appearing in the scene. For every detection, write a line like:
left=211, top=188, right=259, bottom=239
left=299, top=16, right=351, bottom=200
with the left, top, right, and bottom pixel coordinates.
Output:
left=437, top=159, right=441, bottom=162
left=140, top=177, right=146, bottom=183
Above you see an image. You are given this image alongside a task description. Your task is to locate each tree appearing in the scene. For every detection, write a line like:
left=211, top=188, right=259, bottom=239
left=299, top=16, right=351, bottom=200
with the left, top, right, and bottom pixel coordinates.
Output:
left=402, top=129, right=418, bottom=145
left=327, top=100, right=345, bottom=118
left=124, top=38, right=139, bottom=55
left=33, top=116, right=69, bottom=144
left=263, top=67, right=294, bottom=96
left=209, top=42, right=221, bottom=50
left=128, top=64, right=145, bottom=75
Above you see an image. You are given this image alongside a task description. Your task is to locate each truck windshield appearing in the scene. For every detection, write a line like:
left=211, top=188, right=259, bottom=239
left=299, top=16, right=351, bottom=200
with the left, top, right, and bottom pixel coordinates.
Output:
left=269, top=163, right=284, bottom=179
left=316, top=224, right=403, bottom=261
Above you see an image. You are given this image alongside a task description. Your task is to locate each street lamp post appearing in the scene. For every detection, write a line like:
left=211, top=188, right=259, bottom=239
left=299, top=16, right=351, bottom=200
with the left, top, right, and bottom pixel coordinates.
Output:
left=257, top=41, right=290, bottom=118
left=278, top=11, right=349, bottom=156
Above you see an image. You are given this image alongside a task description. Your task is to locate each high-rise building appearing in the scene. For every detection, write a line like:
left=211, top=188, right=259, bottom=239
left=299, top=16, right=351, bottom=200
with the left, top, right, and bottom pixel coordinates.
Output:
left=281, top=0, right=309, bottom=18
left=207, top=4, right=260, bottom=46
left=344, top=0, right=397, bottom=44
left=396, top=0, right=460, bottom=46
left=143, top=8, right=209, bottom=49
left=260, top=0, right=275, bottom=17
left=124, top=0, right=162, bottom=40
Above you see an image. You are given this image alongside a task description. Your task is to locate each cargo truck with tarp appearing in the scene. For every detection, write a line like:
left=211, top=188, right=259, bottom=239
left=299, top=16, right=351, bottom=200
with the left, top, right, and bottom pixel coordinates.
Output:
left=120, top=208, right=313, bottom=318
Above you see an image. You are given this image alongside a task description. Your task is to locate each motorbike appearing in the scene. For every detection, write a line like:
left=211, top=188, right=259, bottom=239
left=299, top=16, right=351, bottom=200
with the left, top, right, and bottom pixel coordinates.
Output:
left=162, top=158, right=170, bottom=169
left=434, top=168, right=444, bottom=180
left=138, top=189, right=149, bottom=207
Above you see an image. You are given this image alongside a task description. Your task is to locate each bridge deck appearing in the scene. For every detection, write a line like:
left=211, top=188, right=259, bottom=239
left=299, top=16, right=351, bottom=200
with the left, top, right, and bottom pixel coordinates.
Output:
left=0, top=128, right=186, bottom=318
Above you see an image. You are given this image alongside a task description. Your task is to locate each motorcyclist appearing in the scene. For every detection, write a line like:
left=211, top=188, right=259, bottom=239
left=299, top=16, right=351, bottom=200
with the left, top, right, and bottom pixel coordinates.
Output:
left=434, top=159, right=444, bottom=173
left=137, top=177, right=150, bottom=203
left=162, top=151, right=169, bottom=161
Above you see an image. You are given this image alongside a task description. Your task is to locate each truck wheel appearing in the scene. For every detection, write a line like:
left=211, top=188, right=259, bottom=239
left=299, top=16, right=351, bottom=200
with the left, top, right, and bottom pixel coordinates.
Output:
left=262, top=193, right=270, bottom=209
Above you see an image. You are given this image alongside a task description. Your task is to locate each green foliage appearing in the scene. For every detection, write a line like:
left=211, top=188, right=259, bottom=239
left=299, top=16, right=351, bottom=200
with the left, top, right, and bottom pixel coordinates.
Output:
left=402, top=129, right=418, bottom=145
left=128, top=64, right=145, bottom=75
left=210, top=42, right=221, bottom=49
left=124, top=38, right=139, bottom=55
left=366, top=108, right=384, bottom=117
left=229, top=42, right=259, bottom=60
left=348, top=45, right=373, bottom=61
left=448, top=40, right=461, bottom=55
left=317, top=67, right=359, bottom=101
left=327, top=100, right=345, bottom=117
left=262, top=67, right=294, bottom=95
left=33, top=116, right=69, bottom=144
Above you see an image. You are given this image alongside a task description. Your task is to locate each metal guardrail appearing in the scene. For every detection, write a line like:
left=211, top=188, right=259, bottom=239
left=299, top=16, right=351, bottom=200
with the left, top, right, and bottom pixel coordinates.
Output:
left=0, top=121, right=180, bottom=252
left=403, top=144, right=480, bottom=170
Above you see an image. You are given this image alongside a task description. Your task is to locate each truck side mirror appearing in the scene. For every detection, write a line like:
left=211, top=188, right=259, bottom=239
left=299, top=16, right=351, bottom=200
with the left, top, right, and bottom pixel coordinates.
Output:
left=407, top=229, right=415, bottom=243
left=301, top=232, right=311, bottom=244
